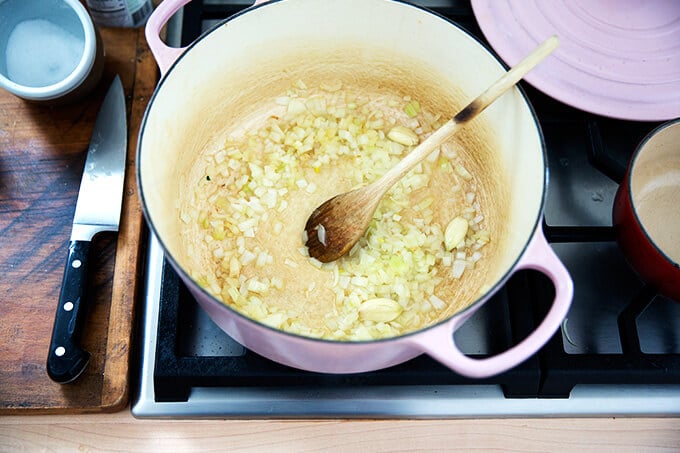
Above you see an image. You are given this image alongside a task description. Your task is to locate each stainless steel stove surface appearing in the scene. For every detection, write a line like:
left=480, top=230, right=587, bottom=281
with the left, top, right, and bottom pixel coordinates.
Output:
left=132, top=0, right=680, bottom=418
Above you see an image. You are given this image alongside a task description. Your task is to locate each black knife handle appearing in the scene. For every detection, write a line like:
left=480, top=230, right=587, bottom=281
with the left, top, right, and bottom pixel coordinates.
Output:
left=46, top=240, right=92, bottom=384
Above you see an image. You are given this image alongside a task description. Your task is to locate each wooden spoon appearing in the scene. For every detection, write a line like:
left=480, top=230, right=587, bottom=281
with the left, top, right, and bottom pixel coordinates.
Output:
left=305, top=35, right=559, bottom=263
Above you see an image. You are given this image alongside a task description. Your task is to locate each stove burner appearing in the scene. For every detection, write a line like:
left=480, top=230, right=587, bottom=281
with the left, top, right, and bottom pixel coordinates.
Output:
left=132, top=0, right=680, bottom=418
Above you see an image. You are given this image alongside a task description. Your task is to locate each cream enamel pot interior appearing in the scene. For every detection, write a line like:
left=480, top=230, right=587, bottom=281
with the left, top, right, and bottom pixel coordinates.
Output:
left=138, top=0, right=573, bottom=378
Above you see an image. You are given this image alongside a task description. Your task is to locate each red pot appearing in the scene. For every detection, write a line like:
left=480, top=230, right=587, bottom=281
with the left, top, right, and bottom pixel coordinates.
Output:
left=613, top=119, right=680, bottom=302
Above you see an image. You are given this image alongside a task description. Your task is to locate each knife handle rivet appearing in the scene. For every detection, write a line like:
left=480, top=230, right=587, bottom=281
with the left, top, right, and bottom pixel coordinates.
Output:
left=72, top=259, right=82, bottom=269
left=63, top=302, right=74, bottom=312
left=55, top=346, right=66, bottom=357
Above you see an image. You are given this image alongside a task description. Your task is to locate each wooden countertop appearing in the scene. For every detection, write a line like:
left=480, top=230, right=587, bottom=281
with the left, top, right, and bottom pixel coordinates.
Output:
left=2, top=411, right=680, bottom=451
left=0, top=26, right=152, bottom=414
left=0, top=9, right=678, bottom=452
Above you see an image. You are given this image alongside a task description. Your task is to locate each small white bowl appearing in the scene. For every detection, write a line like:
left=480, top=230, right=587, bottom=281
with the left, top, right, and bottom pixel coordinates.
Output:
left=0, top=0, right=104, bottom=104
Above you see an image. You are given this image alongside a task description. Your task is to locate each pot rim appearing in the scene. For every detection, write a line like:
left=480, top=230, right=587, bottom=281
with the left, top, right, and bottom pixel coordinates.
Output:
left=625, top=117, right=680, bottom=270
left=137, top=0, right=549, bottom=345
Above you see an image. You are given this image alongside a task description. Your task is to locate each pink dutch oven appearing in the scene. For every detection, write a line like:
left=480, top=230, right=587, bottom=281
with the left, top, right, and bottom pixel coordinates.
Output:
left=138, top=0, right=573, bottom=378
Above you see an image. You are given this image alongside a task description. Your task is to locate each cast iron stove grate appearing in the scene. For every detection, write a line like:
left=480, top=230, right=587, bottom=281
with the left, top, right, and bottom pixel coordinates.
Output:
left=139, top=0, right=680, bottom=416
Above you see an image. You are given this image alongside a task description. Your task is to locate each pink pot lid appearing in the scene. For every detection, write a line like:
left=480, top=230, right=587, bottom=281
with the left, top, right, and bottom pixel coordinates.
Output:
left=471, top=0, right=680, bottom=121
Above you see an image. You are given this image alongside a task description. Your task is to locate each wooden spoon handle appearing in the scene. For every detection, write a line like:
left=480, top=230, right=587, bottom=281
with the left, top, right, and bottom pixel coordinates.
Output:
left=453, top=35, right=559, bottom=124
left=377, top=35, right=559, bottom=192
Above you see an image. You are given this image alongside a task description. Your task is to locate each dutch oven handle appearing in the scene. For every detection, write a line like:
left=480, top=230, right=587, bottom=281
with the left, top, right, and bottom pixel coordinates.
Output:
left=145, top=0, right=269, bottom=75
left=411, top=228, right=573, bottom=378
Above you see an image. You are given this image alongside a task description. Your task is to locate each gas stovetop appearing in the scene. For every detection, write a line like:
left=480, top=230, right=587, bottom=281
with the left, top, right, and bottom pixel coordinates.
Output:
left=132, top=0, right=680, bottom=418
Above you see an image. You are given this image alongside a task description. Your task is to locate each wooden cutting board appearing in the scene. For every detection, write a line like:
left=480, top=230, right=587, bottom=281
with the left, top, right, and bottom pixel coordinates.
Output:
left=0, top=26, right=158, bottom=413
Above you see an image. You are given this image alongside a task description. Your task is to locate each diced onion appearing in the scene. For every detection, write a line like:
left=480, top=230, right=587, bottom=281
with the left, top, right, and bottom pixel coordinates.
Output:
left=186, top=80, right=491, bottom=342
left=316, top=224, right=327, bottom=246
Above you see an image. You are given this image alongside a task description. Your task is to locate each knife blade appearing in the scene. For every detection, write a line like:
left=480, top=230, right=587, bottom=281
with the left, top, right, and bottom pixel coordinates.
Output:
left=47, top=76, right=127, bottom=384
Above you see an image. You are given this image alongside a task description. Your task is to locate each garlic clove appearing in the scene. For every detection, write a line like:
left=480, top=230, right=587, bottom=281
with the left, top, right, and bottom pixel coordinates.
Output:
left=387, top=125, right=419, bottom=146
left=444, top=216, right=469, bottom=251
left=358, top=298, right=403, bottom=322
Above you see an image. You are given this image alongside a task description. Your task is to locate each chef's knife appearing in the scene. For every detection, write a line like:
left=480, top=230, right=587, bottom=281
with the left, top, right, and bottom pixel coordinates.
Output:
left=47, top=76, right=127, bottom=384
